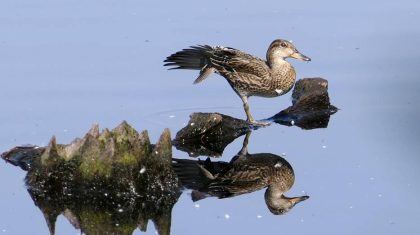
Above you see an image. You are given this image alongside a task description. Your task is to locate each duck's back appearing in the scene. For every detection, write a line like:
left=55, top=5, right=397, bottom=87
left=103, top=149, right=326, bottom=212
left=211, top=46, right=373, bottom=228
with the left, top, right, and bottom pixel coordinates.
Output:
left=209, top=47, right=278, bottom=97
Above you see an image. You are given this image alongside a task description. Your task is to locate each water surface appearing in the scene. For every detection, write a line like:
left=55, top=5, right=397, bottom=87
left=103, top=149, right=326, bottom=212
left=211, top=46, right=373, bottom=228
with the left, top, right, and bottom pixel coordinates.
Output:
left=1, top=0, right=420, bottom=234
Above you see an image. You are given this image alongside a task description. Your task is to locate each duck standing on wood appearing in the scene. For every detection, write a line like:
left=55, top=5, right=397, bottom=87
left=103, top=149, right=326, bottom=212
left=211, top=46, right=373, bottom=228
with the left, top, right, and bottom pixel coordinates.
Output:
left=164, top=39, right=311, bottom=125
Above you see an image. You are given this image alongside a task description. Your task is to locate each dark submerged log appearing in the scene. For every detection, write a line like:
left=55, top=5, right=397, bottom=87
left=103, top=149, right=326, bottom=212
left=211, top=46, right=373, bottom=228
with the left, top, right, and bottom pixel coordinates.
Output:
left=269, top=77, right=338, bottom=129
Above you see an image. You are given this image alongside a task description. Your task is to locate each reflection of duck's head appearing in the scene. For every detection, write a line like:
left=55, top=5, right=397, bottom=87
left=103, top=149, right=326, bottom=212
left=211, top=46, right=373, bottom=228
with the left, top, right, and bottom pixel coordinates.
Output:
left=265, top=188, right=309, bottom=215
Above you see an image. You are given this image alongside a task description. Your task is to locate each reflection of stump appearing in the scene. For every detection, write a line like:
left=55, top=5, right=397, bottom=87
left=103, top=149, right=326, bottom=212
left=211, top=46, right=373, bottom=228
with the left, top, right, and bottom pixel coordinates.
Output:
left=173, top=112, right=250, bottom=157
left=2, top=122, right=180, bottom=235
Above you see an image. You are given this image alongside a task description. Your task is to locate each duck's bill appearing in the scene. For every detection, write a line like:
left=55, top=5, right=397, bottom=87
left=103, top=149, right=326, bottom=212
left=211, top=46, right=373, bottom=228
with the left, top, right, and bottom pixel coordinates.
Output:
left=290, top=51, right=311, bottom=61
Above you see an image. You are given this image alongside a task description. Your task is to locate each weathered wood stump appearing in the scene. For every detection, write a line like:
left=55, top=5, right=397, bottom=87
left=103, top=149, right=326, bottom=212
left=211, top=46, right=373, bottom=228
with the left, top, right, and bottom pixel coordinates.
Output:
left=1, top=122, right=180, bottom=235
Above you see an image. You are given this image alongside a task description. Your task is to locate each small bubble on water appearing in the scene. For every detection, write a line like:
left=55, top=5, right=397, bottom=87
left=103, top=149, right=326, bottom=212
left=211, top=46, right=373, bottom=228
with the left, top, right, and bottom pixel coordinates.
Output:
left=169, top=115, right=175, bottom=118
left=224, top=214, right=230, bottom=219
left=257, top=215, right=262, bottom=219
left=194, top=204, right=200, bottom=208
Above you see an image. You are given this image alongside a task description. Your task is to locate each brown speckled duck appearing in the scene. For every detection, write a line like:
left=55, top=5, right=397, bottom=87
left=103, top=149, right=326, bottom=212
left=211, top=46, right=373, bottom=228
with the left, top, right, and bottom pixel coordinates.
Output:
left=164, top=39, right=311, bottom=125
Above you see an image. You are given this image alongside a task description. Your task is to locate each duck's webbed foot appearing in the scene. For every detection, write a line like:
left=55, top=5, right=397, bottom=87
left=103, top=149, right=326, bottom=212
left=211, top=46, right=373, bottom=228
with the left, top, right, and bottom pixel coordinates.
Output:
left=240, top=96, right=271, bottom=127
left=248, top=120, right=272, bottom=127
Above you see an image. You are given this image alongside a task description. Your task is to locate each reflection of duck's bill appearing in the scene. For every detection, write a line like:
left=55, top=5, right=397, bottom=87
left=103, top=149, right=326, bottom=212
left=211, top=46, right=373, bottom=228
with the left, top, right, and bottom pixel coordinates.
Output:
left=290, top=195, right=310, bottom=205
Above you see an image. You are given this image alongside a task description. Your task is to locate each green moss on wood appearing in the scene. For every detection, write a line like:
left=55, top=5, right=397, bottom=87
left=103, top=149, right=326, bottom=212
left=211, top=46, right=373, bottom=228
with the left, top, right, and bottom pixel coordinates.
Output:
left=79, top=160, right=113, bottom=179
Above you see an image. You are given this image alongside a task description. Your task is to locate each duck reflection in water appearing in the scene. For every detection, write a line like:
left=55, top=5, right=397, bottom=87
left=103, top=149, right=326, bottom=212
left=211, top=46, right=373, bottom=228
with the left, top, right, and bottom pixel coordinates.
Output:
left=173, top=132, right=309, bottom=215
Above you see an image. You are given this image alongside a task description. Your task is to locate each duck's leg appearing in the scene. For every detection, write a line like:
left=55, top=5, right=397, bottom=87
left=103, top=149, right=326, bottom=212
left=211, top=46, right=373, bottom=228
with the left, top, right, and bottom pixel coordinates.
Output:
left=240, top=95, right=254, bottom=123
left=230, top=131, right=251, bottom=163
left=240, top=95, right=271, bottom=126
left=239, top=131, right=251, bottom=156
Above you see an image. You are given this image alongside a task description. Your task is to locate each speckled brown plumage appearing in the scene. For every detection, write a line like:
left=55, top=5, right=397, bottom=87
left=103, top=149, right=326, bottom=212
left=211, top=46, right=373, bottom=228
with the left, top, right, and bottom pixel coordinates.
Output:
left=164, top=39, right=310, bottom=124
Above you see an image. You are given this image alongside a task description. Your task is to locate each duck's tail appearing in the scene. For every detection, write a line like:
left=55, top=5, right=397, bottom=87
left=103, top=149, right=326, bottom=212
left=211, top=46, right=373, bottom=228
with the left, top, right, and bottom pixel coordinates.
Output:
left=164, top=45, right=216, bottom=84
left=172, top=158, right=211, bottom=191
left=172, top=158, right=211, bottom=201
left=172, top=157, right=230, bottom=200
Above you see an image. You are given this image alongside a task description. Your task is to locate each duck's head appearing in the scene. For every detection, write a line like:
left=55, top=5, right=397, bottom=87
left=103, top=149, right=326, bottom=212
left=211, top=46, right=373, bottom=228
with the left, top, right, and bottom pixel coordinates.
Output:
left=265, top=189, right=309, bottom=215
left=267, top=39, right=311, bottom=62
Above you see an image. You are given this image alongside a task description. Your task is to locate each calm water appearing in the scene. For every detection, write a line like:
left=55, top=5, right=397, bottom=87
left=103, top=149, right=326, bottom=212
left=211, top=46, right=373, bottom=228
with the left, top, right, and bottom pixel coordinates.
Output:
left=1, top=0, right=420, bottom=234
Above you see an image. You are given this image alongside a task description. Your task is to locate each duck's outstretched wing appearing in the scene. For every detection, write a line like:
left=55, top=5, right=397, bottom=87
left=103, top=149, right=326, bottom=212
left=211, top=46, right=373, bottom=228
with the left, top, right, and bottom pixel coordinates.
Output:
left=164, top=45, right=218, bottom=84
left=207, top=164, right=270, bottom=198
left=164, top=45, right=270, bottom=84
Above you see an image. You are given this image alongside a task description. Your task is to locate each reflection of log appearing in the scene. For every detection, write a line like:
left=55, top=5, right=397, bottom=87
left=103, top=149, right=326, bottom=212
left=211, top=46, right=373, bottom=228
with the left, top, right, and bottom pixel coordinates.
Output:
left=1, top=122, right=180, bottom=235
left=174, top=78, right=338, bottom=157
left=270, top=77, right=338, bottom=129
left=173, top=112, right=250, bottom=157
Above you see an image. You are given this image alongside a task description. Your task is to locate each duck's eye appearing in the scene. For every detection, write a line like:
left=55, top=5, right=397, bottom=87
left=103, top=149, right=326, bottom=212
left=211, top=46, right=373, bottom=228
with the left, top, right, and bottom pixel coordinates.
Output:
left=280, top=42, right=287, bottom=48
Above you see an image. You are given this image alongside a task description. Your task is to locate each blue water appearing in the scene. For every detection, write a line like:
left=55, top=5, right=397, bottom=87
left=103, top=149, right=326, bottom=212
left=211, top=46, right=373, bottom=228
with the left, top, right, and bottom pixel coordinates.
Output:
left=1, top=0, right=420, bottom=234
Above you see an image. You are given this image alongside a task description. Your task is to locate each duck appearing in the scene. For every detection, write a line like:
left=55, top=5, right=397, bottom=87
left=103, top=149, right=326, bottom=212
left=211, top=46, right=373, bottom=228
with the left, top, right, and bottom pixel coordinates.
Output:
left=172, top=132, right=309, bottom=214
left=164, top=39, right=311, bottom=125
